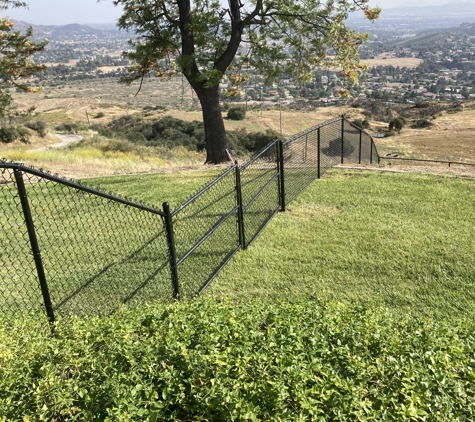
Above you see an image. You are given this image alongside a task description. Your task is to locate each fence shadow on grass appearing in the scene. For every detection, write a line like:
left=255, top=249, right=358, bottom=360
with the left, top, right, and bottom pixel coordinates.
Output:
left=0, top=116, right=379, bottom=324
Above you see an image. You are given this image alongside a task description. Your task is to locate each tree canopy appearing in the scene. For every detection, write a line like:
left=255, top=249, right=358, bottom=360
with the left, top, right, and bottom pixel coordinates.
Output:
left=113, top=0, right=380, bottom=163
left=0, top=1, right=47, bottom=121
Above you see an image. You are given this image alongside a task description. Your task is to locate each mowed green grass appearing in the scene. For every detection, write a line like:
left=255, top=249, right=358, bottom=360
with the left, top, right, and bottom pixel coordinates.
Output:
left=1, top=168, right=474, bottom=321
left=0, top=169, right=223, bottom=319
left=206, top=170, right=475, bottom=320
left=91, top=168, right=475, bottom=320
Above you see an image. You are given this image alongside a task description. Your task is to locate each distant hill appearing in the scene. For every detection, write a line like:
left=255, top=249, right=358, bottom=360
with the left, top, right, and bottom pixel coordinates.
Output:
left=394, top=22, right=475, bottom=48
left=383, top=3, right=475, bottom=17
left=52, top=23, right=102, bottom=36
left=459, top=22, right=475, bottom=36
left=11, top=20, right=103, bottom=37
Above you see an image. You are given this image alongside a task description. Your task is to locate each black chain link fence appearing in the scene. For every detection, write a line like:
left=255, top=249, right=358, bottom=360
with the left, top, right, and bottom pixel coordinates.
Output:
left=1, top=117, right=379, bottom=324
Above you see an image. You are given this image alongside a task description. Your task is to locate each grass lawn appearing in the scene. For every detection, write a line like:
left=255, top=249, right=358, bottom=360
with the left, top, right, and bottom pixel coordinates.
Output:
left=206, top=169, right=475, bottom=321
left=86, top=168, right=475, bottom=321
left=1, top=167, right=474, bottom=321
left=2, top=168, right=475, bottom=420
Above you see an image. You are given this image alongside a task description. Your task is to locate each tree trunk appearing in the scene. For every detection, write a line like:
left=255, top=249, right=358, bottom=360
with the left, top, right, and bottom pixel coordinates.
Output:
left=195, top=84, right=230, bottom=164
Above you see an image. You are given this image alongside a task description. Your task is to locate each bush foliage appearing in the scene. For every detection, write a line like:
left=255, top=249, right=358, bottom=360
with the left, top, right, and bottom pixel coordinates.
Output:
left=91, top=114, right=281, bottom=156
left=25, top=119, right=47, bottom=137
left=0, top=125, right=30, bottom=143
left=1, top=299, right=475, bottom=420
left=55, top=122, right=82, bottom=133
left=227, top=106, right=246, bottom=121
left=412, top=119, right=433, bottom=129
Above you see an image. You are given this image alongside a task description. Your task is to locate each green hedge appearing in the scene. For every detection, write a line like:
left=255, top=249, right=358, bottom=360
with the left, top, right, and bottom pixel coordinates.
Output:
left=2, top=299, right=475, bottom=421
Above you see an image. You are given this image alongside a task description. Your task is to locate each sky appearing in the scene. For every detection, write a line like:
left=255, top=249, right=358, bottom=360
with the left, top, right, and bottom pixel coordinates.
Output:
left=3, top=0, right=474, bottom=26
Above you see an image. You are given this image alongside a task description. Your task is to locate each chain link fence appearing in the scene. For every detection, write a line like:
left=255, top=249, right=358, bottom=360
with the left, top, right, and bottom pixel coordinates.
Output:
left=1, top=117, right=379, bottom=324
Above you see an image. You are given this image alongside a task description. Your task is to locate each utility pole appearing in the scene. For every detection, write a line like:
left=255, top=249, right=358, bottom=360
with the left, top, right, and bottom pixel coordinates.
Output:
left=260, top=88, right=263, bottom=118
left=245, top=84, right=248, bottom=112
left=279, top=100, right=283, bottom=134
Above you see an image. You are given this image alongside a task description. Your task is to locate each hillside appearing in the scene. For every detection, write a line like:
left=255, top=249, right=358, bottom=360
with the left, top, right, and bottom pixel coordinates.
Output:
left=10, top=20, right=102, bottom=37
left=394, top=22, right=475, bottom=48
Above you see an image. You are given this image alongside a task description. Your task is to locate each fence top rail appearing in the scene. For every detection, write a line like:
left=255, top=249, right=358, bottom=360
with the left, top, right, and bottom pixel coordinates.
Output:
left=171, top=163, right=238, bottom=216
left=240, top=139, right=279, bottom=171
left=283, top=117, right=342, bottom=145
left=380, top=156, right=475, bottom=167
left=0, top=160, right=165, bottom=217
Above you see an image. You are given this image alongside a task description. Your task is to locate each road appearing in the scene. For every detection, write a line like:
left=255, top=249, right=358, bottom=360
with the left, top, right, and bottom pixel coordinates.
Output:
left=34, top=133, right=84, bottom=151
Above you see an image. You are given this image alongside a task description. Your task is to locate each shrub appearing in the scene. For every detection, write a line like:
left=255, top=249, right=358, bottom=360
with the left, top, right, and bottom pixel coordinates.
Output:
left=227, top=106, right=246, bottom=120
left=94, top=111, right=105, bottom=119
left=0, top=126, right=18, bottom=143
left=91, top=115, right=282, bottom=156
left=414, top=100, right=430, bottom=108
left=412, top=119, right=433, bottom=128
left=55, top=122, right=80, bottom=133
left=99, top=139, right=135, bottom=153
left=352, top=118, right=370, bottom=130
left=16, top=126, right=30, bottom=143
left=25, top=120, right=47, bottom=137
left=1, top=299, right=475, bottom=420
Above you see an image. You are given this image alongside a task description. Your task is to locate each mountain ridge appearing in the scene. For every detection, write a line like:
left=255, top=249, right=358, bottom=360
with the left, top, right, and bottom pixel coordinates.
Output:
left=10, top=20, right=105, bottom=37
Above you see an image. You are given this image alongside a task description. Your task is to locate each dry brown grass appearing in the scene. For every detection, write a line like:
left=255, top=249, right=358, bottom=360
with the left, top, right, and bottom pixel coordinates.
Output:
left=373, top=104, right=475, bottom=163
left=6, top=78, right=475, bottom=177
left=362, top=53, right=422, bottom=69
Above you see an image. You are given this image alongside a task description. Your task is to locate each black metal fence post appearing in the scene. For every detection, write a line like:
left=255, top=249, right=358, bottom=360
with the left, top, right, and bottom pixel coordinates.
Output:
left=235, top=163, right=246, bottom=250
left=162, top=202, right=180, bottom=299
left=278, top=140, right=286, bottom=211
left=317, top=126, right=321, bottom=179
left=341, top=115, right=345, bottom=164
left=13, top=168, right=55, bottom=324
left=358, top=129, right=362, bottom=164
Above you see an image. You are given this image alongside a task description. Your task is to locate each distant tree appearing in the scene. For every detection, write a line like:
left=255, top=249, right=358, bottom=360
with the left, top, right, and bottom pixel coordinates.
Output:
left=389, top=117, right=405, bottom=134
left=113, top=0, right=380, bottom=163
left=461, top=87, right=470, bottom=100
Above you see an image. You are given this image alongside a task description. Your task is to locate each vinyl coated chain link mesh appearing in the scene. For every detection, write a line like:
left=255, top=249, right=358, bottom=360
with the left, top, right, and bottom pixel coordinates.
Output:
left=0, top=117, right=380, bottom=324
left=240, top=141, right=280, bottom=247
left=171, top=165, right=240, bottom=298
left=0, top=166, right=44, bottom=319
left=0, top=162, right=171, bottom=321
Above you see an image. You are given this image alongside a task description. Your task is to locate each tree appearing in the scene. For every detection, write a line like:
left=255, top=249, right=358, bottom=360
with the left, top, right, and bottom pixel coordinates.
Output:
left=0, top=1, right=47, bottom=122
left=112, top=0, right=380, bottom=163
left=389, top=117, right=405, bottom=134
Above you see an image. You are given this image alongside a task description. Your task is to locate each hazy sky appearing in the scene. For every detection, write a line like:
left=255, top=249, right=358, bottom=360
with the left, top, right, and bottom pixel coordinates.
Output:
left=3, top=0, right=474, bottom=26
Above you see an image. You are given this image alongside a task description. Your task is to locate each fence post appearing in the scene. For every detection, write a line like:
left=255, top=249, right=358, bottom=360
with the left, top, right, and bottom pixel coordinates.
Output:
left=304, top=133, right=308, bottom=162
left=278, top=140, right=286, bottom=212
left=234, top=163, right=246, bottom=250
left=162, top=202, right=180, bottom=299
left=370, top=140, right=373, bottom=164
left=341, top=115, right=345, bottom=164
left=317, top=126, right=321, bottom=179
left=358, top=129, right=362, bottom=164
left=13, top=168, right=55, bottom=324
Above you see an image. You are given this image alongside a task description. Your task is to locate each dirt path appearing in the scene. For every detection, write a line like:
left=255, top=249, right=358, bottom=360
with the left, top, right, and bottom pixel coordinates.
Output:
left=34, top=134, right=84, bottom=151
